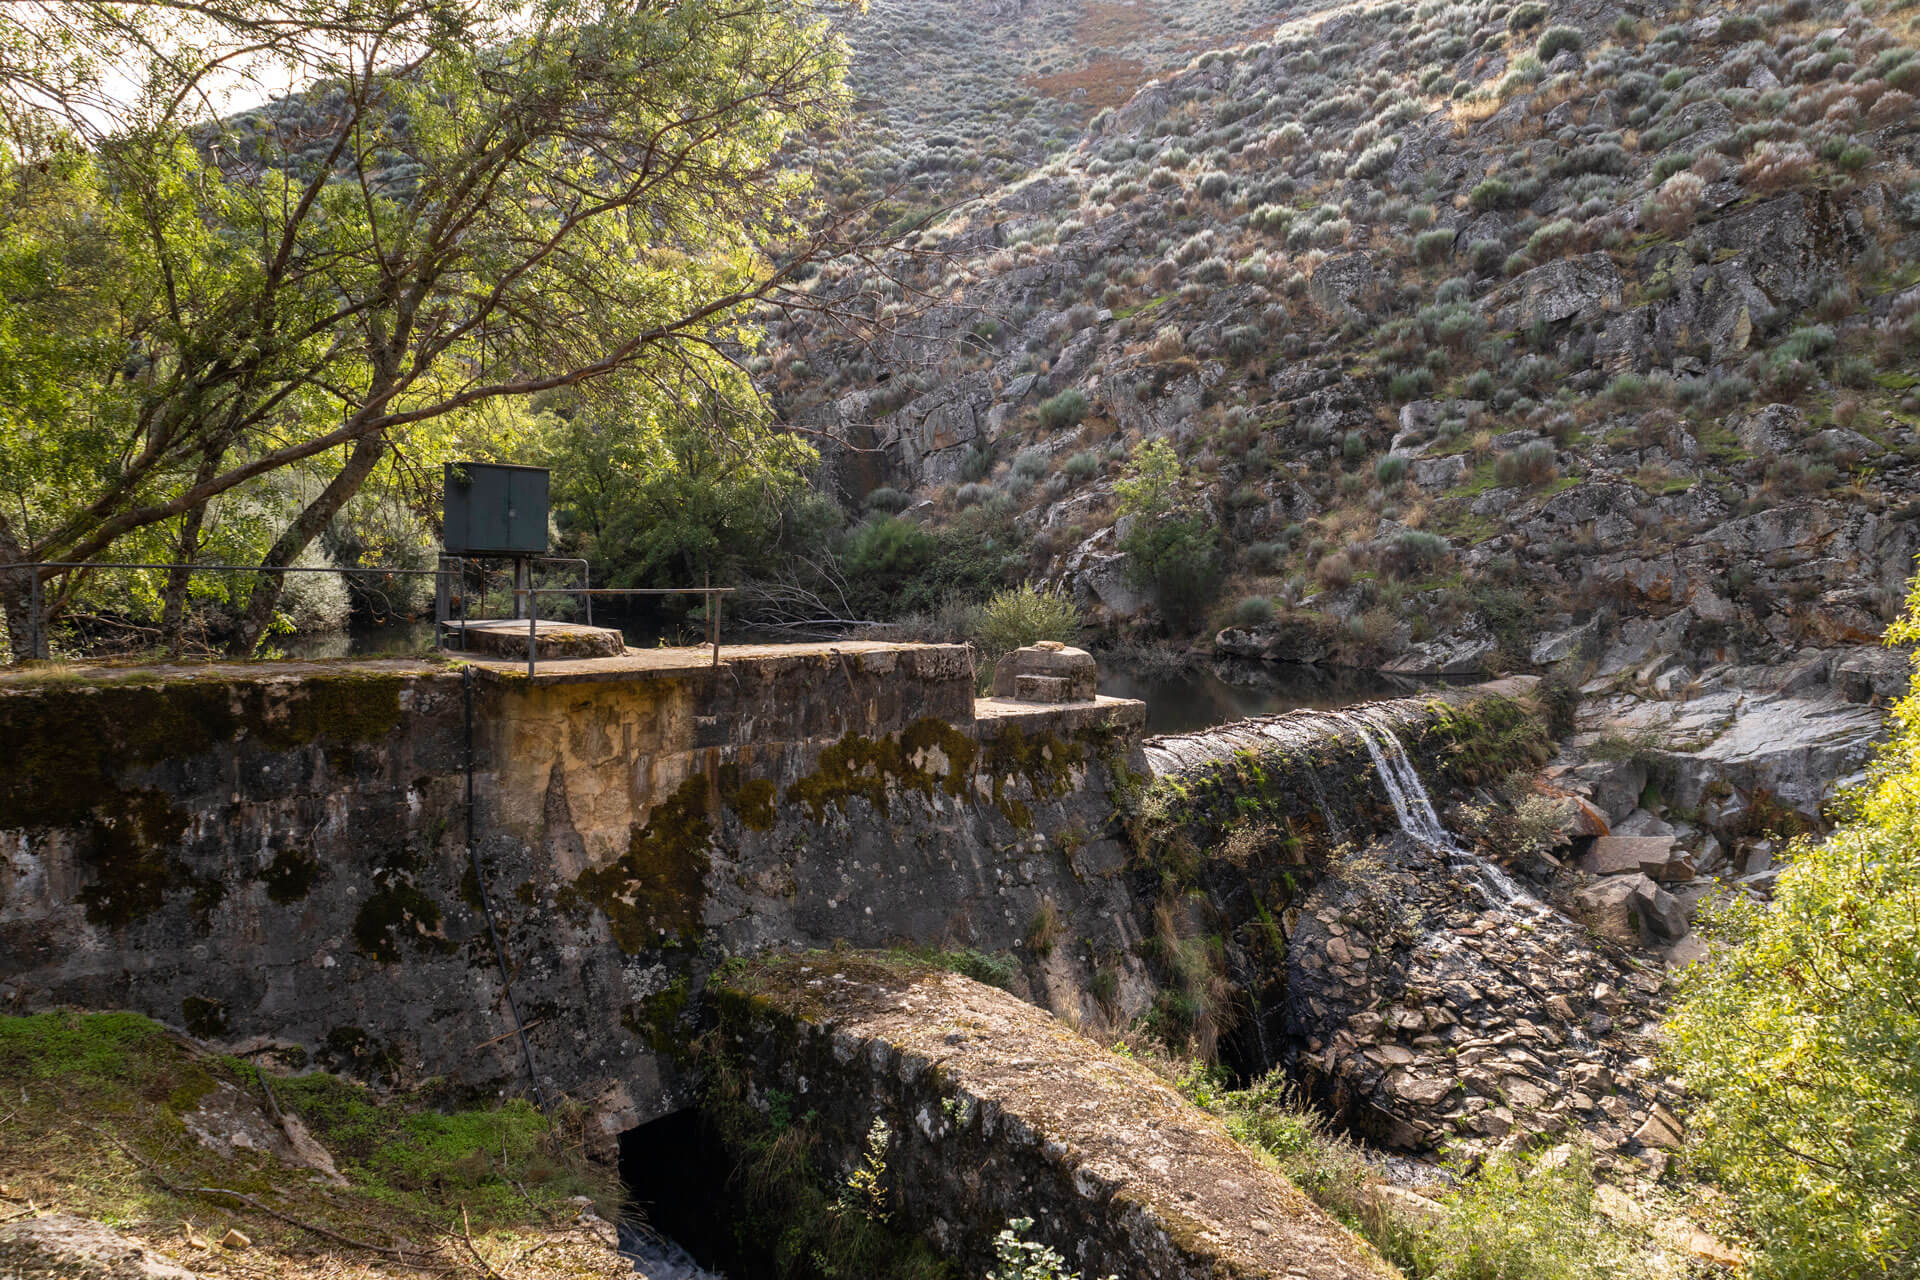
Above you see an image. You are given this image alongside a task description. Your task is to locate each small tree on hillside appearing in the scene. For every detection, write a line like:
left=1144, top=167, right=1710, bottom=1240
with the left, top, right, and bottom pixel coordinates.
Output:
left=1114, top=439, right=1221, bottom=628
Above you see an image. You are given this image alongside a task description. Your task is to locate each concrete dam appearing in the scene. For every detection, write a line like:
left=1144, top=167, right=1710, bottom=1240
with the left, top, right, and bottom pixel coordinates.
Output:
left=0, top=642, right=1623, bottom=1277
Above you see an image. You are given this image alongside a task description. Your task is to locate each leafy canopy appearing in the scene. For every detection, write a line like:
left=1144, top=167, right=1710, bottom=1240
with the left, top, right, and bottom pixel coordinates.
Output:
left=1666, top=577, right=1920, bottom=1279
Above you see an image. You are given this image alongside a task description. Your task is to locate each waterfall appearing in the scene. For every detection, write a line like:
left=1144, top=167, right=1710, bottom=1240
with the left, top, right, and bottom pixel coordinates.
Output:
left=1334, top=707, right=1526, bottom=907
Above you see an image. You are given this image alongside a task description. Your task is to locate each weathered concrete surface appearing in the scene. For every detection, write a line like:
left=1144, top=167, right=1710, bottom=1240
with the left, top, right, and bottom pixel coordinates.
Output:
left=452, top=618, right=626, bottom=660
left=0, top=649, right=1546, bottom=1162
left=0, top=646, right=1148, bottom=1148
left=713, top=955, right=1391, bottom=1280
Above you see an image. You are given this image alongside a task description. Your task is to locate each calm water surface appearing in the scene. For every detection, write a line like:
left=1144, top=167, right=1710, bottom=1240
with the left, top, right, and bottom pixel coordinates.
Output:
left=1098, top=659, right=1449, bottom=736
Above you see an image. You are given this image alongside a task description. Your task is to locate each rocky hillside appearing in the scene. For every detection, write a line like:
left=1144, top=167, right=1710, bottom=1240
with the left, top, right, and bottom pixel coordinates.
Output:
left=776, top=0, right=1920, bottom=688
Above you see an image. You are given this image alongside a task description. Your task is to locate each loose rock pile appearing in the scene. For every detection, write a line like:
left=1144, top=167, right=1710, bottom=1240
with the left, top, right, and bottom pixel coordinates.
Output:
left=1285, top=835, right=1686, bottom=1177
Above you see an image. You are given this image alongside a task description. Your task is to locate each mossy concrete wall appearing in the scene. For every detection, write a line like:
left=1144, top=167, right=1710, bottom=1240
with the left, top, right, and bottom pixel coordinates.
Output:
left=710, top=955, right=1391, bottom=1280
left=0, top=649, right=1150, bottom=1148
left=0, top=651, right=1541, bottom=1155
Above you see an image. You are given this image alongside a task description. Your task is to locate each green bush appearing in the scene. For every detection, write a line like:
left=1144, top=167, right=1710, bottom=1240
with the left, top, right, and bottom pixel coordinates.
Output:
left=1013, top=447, right=1050, bottom=480
left=1038, top=388, right=1089, bottom=429
left=1507, top=2, right=1548, bottom=31
left=1536, top=25, right=1584, bottom=61
left=1469, top=177, right=1514, bottom=211
left=840, top=516, right=937, bottom=607
left=1374, top=453, right=1410, bottom=488
left=1413, top=228, right=1456, bottom=266
left=973, top=582, right=1080, bottom=666
left=1231, top=595, right=1276, bottom=628
left=864, top=486, right=912, bottom=513
left=1382, top=529, right=1448, bottom=579
left=1667, top=586, right=1920, bottom=1278
left=1062, top=449, right=1100, bottom=481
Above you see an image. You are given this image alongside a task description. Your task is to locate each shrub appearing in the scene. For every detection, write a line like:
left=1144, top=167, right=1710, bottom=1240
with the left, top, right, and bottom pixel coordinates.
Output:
left=1412, top=228, right=1455, bottom=266
left=1038, top=388, right=1089, bottom=430
left=840, top=517, right=936, bottom=608
left=1743, top=140, right=1816, bottom=191
left=1198, top=170, right=1232, bottom=199
left=973, top=582, right=1081, bottom=666
left=1645, top=170, right=1705, bottom=236
left=1062, top=449, right=1100, bottom=482
left=1374, top=453, right=1410, bottom=488
left=864, top=486, right=912, bottom=513
left=1382, top=529, right=1449, bottom=579
left=1536, top=25, right=1584, bottom=62
left=1314, top=552, right=1353, bottom=589
left=1525, top=218, right=1577, bottom=260
left=1667, top=584, right=1920, bottom=1279
left=1230, top=595, right=1276, bottom=629
left=954, top=481, right=992, bottom=508
left=1506, top=1, right=1548, bottom=32
left=1345, top=139, right=1399, bottom=179
left=1342, top=430, right=1367, bottom=464
left=1013, top=447, right=1050, bottom=480
left=1469, top=176, right=1515, bottom=210
left=1494, top=440, right=1559, bottom=487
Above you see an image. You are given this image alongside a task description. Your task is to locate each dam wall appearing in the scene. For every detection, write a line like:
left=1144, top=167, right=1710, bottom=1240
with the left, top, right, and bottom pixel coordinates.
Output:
left=0, top=647, right=1544, bottom=1151
left=0, top=646, right=1148, bottom=1145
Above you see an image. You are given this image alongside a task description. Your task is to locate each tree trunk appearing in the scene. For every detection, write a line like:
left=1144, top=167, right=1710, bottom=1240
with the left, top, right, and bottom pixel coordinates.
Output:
left=0, top=560, right=38, bottom=663
left=229, top=434, right=388, bottom=656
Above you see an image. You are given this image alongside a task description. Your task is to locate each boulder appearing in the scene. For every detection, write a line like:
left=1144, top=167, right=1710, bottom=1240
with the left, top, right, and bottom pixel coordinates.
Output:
left=1730, top=403, right=1804, bottom=457
left=1574, top=873, right=1688, bottom=945
left=1480, top=253, right=1624, bottom=331
left=1582, top=836, right=1675, bottom=877
left=0, top=1216, right=198, bottom=1280
left=991, top=642, right=1098, bottom=703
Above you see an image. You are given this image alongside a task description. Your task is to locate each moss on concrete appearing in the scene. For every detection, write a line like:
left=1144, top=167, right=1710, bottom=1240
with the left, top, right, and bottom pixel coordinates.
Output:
left=352, top=870, right=453, bottom=964
left=566, top=774, right=713, bottom=951
left=259, top=847, right=324, bottom=905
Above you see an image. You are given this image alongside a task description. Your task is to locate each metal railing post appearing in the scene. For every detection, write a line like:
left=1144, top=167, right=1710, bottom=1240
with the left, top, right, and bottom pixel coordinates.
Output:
left=527, top=585, right=537, bottom=679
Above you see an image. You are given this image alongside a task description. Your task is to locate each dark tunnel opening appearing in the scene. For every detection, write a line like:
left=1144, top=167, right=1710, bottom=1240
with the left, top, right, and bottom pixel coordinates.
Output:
left=617, top=1108, right=751, bottom=1279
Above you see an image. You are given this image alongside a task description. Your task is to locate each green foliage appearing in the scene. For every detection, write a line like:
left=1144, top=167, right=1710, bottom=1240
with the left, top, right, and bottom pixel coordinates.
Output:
left=1666, top=580, right=1920, bottom=1279
left=0, top=0, right=854, bottom=652
left=1039, top=388, right=1090, bottom=429
left=1114, top=439, right=1223, bottom=627
left=545, top=386, right=825, bottom=591
left=988, top=1218, right=1116, bottom=1280
left=840, top=517, right=938, bottom=608
left=1407, top=1147, right=1620, bottom=1280
left=1536, top=25, right=1584, bottom=61
left=974, top=582, right=1081, bottom=667
left=1231, top=595, right=1276, bottom=628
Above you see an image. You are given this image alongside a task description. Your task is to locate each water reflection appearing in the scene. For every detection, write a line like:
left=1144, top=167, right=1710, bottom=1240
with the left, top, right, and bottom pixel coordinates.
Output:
left=1098, top=658, right=1448, bottom=737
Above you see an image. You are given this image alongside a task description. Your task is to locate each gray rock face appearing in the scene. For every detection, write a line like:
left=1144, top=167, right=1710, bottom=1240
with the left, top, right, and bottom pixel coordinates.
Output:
left=0, top=1216, right=198, bottom=1280
left=1731, top=403, right=1806, bottom=456
left=1309, top=252, right=1376, bottom=319
left=1480, top=253, right=1624, bottom=331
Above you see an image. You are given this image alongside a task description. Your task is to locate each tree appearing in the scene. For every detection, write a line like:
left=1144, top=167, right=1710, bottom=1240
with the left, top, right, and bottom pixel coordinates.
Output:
left=1666, top=579, right=1920, bottom=1278
left=542, top=374, right=825, bottom=592
left=0, top=0, right=897, bottom=657
left=1114, top=439, right=1221, bottom=628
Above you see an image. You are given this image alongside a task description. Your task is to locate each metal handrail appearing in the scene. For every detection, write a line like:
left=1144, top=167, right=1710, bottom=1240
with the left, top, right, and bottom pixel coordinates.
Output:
left=6, top=560, right=730, bottom=670
left=8, top=560, right=450, bottom=662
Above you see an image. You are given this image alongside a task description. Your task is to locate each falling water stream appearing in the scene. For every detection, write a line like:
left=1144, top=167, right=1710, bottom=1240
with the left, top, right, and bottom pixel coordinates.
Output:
left=1331, top=706, right=1528, bottom=908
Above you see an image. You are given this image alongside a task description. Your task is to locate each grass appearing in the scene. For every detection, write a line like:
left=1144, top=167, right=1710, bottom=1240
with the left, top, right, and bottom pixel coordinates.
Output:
left=0, top=1010, right=624, bottom=1280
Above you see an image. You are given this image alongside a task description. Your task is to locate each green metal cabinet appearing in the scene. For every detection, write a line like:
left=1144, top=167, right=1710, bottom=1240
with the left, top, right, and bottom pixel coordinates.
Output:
left=443, top=462, right=549, bottom=557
